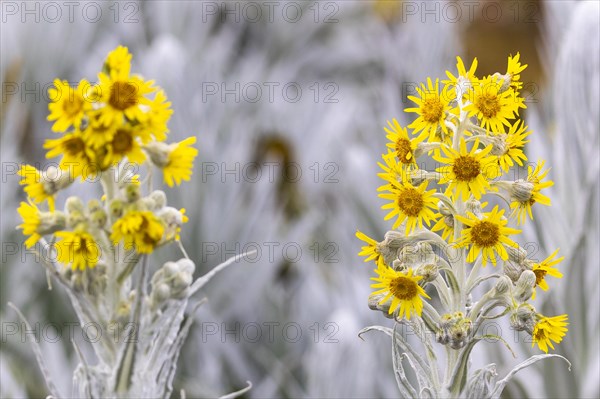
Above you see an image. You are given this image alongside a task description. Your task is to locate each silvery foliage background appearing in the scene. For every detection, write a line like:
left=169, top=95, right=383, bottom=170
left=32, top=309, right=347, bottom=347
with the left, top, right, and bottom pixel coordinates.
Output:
left=1, top=1, right=598, bottom=398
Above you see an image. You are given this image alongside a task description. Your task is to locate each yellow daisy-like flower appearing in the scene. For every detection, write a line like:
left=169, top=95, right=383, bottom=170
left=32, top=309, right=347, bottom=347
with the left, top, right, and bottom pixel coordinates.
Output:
left=444, top=56, right=478, bottom=94
left=496, top=120, right=530, bottom=172
left=371, top=266, right=430, bottom=320
left=18, top=165, right=57, bottom=210
left=532, top=314, right=568, bottom=353
left=44, top=130, right=96, bottom=179
left=96, top=125, right=147, bottom=170
left=97, top=72, right=154, bottom=126
left=47, top=79, right=92, bottom=132
left=434, top=139, right=499, bottom=201
left=104, top=45, right=132, bottom=78
left=456, top=205, right=521, bottom=266
left=379, top=169, right=438, bottom=234
left=356, top=230, right=386, bottom=268
left=405, top=78, right=453, bottom=142
left=17, top=201, right=43, bottom=248
left=142, top=90, right=173, bottom=142
left=163, top=137, right=198, bottom=187
left=111, top=210, right=165, bottom=254
left=465, top=75, right=525, bottom=133
left=510, top=161, right=554, bottom=224
left=55, top=229, right=100, bottom=270
left=82, top=109, right=121, bottom=149
left=384, top=118, right=424, bottom=166
left=532, top=249, right=564, bottom=294
left=506, top=52, right=528, bottom=92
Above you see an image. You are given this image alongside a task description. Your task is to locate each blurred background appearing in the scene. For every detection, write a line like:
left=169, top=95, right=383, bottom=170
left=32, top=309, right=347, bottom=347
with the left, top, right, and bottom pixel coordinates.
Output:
left=1, top=0, right=598, bottom=398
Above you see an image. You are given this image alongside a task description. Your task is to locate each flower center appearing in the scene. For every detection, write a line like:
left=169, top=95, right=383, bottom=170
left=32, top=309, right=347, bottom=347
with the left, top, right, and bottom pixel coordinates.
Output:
left=475, top=92, right=501, bottom=119
left=63, top=95, right=83, bottom=116
left=109, top=81, right=139, bottom=111
left=389, top=275, right=418, bottom=300
left=395, top=138, right=413, bottom=164
left=453, top=155, right=481, bottom=181
left=64, top=136, right=85, bottom=156
left=421, top=97, right=444, bottom=123
left=112, top=129, right=134, bottom=154
left=397, top=188, right=424, bottom=217
left=533, top=269, right=547, bottom=286
left=470, top=220, right=500, bottom=247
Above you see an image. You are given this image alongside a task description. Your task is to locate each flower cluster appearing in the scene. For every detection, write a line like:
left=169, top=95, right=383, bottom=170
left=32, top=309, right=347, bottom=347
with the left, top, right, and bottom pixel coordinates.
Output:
left=357, top=54, right=569, bottom=397
left=18, top=46, right=196, bottom=266
left=14, top=47, right=203, bottom=398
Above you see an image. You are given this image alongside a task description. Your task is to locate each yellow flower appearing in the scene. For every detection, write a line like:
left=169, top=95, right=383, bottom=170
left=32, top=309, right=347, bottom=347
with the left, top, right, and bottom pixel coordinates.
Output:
left=111, top=210, right=165, bottom=254
left=532, top=314, right=568, bottom=353
left=465, top=75, right=525, bottom=133
left=379, top=169, right=438, bottom=234
left=405, top=78, right=453, bottom=142
left=47, top=79, right=92, bottom=132
left=142, top=90, right=173, bottom=142
left=17, top=201, right=42, bottom=248
left=509, top=160, right=554, bottom=224
left=506, top=52, right=527, bottom=92
left=532, top=249, right=564, bottom=294
left=96, top=72, right=154, bottom=126
left=163, top=137, right=198, bottom=187
left=18, top=165, right=61, bottom=210
left=434, top=139, right=499, bottom=201
left=496, top=120, right=530, bottom=172
left=96, top=125, right=147, bottom=170
left=444, top=56, right=478, bottom=94
left=44, top=130, right=97, bottom=179
left=55, top=229, right=100, bottom=270
left=356, top=230, right=386, bottom=268
left=104, top=45, right=132, bottom=78
left=82, top=109, right=121, bottom=149
left=383, top=118, right=424, bottom=167
left=456, top=205, right=521, bottom=266
left=371, top=266, right=430, bottom=320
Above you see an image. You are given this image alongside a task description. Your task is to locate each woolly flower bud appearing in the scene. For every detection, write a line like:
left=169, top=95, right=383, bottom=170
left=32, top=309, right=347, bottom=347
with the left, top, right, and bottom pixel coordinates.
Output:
left=109, top=199, right=124, bottom=219
left=87, top=199, right=102, bottom=213
left=158, top=207, right=186, bottom=241
left=67, top=210, right=86, bottom=228
left=65, top=197, right=84, bottom=214
left=90, top=209, right=107, bottom=228
left=37, top=211, right=66, bottom=236
left=510, top=180, right=535, bottom=203
left=415, top=263, right=439, bottom=283
left=492, top=72, right=512, bottom=93
left=437, top=312, right=472, bottom=349
left=177, top=258, right=196, bottom=274
left=513, top=270, right=536, bottom=302
left=493, top=275, right=512, bottom=296
left=368, top=294, right=394, bottom=319
left=149, top=190, right=167, bottom=210
left=124, top=184, right=141, bottom=203
left=42, top=165, right=72, bottom=194
left=144, top=141, right=170, bottom=167
left=488, top=134, right=508, bottom=157
left=465, top=198, right=484, bottom=217
left=510, top=303, right=536, bottom=333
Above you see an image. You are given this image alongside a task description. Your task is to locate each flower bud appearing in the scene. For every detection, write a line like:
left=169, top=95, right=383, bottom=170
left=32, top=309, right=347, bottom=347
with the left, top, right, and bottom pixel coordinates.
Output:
left=109, top=199, right=124, bottom=219
left=415, top=263, right=439, bottom=283
left=67, top=210, right=86, bottom=228
left=465, top=198, right=484, bottom=217
left=514, top=270, right=536, bottom=302
left=65, top=197, right=84, bottom=214
left=124, top=184, right=141, bottom=202
left=177, top=258, right=196, bottom=274
left=150, top=190, right=167, bottom=210
left=90, top=209, right=107, bottom=228
left=493, top=275, right=512, bottom=296
left=87, top=199, right=102, bottom=213
left=510, top=180, right=535, bottom=203
left=510, top=303, right=536, bottom=333
left=368, top=294, right=393, bottom=318
left=144, top=141, right=170, bottom=167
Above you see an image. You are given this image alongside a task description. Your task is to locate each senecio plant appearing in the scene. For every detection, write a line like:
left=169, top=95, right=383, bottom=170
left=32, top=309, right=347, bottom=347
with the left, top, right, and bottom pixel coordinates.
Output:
left=14, top=47, right=251, bottom=398
left=356, top=54, right=570, bottom=398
